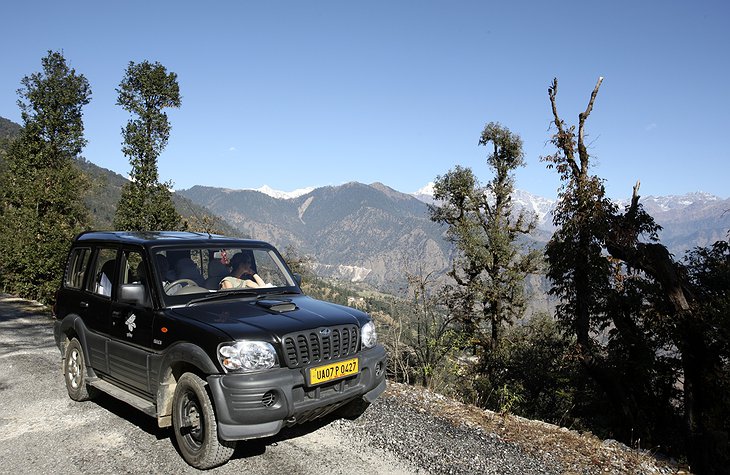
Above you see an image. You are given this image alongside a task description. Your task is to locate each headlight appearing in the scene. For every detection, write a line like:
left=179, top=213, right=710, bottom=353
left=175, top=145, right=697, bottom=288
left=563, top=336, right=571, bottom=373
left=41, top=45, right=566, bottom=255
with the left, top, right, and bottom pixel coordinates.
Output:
left=361, top=321, right=377, bottom=349
left=218, top=341, right=278, bottom=372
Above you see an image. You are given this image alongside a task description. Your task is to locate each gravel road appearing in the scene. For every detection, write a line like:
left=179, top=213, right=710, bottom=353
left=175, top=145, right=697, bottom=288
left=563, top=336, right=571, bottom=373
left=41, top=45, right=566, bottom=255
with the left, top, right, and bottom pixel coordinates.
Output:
left=0, top=294, right=673, bottom=474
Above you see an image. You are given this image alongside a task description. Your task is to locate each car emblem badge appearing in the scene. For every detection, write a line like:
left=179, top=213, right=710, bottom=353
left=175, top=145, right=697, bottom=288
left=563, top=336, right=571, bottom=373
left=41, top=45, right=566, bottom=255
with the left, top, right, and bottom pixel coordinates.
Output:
left=125, top=313, right=137, bottom=335
left=319, top=328, right=331, bottom=337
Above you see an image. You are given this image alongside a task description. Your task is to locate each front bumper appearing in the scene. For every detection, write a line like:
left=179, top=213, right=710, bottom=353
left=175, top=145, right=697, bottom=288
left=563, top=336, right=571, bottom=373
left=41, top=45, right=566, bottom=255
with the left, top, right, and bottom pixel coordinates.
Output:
left=208, top=344, right=387, bottom=441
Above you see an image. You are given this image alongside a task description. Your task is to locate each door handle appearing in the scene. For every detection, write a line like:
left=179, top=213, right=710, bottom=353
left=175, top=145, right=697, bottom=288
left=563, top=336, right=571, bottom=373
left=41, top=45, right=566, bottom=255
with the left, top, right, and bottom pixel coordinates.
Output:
left=80, top=301, right=89, bottom=308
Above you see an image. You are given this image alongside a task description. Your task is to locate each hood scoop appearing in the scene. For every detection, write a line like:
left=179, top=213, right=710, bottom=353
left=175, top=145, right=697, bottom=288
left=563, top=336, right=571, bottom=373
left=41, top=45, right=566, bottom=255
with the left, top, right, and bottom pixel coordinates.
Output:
left=256, top=299, right=297, bottom=313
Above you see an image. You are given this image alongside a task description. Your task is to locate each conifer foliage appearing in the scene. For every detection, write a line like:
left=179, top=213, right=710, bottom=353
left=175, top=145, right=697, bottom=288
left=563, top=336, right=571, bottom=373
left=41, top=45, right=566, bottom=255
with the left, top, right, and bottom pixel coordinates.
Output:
left=113, top=61, right=183, bottom=231
left=0, top=51, right=91, bottom=302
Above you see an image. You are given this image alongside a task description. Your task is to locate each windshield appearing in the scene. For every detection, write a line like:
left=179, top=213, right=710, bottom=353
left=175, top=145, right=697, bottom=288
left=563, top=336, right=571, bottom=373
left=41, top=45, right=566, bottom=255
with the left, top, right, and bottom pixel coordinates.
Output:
left=152, top=245, right=298, bottom=306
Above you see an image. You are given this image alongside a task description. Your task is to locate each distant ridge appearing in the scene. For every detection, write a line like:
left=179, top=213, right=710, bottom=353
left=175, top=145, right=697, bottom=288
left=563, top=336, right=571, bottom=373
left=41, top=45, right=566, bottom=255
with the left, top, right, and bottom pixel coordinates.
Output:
left=2, top=113, right=726, bottom=285
left=177, top=182, right=453, bottom=290
left=198, top=181, right=729, bottom=276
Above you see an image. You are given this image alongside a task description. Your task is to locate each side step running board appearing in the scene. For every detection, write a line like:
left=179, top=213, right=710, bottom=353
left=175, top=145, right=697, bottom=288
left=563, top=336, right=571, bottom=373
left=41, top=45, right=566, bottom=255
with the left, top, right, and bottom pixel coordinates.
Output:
left=89, top=378, right=157, bottom=418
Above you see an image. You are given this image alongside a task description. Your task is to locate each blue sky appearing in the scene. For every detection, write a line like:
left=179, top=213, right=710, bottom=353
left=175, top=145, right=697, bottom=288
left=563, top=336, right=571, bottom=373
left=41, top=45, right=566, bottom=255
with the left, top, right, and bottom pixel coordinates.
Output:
left=1, top=1, right=728, bottom=199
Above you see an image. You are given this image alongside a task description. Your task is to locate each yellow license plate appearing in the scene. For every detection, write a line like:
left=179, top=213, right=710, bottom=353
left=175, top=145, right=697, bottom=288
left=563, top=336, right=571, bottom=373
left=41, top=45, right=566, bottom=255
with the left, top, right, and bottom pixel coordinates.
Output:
left=309, top=358, right=359, bottom=385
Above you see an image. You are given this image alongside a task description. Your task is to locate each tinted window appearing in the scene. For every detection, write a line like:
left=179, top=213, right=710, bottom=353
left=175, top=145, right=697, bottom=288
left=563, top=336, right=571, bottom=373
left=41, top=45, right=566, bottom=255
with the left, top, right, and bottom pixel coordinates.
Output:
left=122, top=250, right=145, bottom=285
left=89, top=248, right=118, bottom=298
left=64, top=248, right=91, bottom=289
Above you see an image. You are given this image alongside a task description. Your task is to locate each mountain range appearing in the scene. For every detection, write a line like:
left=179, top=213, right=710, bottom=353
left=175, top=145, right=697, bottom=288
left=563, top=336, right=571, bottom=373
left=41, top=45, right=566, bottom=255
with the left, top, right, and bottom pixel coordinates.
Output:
left=1, top=115, right=727, bottom=292
left=176, top=182, right=453, bottom=290
left=177, top=182, right=729, bottom=292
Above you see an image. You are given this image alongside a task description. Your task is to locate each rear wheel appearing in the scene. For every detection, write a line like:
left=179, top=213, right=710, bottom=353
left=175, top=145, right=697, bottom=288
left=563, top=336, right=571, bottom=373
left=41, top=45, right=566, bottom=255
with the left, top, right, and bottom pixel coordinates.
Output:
left=63, top=338, right=97, bottom=401
left=172, top=373, right=236, bottom=469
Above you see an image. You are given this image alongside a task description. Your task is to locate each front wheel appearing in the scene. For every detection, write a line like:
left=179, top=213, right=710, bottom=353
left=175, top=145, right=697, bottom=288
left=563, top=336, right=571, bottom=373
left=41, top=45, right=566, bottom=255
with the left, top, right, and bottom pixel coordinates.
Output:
left=172, top=373, right=236, bottom=469
left=63, top=337, right=97, bottom=401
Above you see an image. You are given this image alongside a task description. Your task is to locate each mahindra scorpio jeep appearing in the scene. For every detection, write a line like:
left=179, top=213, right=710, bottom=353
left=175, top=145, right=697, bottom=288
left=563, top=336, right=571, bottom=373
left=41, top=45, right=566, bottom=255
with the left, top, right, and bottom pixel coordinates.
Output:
left=53, top=231, right=387, bottom=469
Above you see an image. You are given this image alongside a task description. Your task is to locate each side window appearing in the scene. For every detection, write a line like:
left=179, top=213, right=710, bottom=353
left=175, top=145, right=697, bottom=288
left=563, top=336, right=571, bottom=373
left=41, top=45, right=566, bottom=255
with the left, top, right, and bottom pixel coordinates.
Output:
left=89, top=248, right=118, bottom=297
left=122, top=250, right=145, bottom=285
left=64, top=248, right=91, bottom=289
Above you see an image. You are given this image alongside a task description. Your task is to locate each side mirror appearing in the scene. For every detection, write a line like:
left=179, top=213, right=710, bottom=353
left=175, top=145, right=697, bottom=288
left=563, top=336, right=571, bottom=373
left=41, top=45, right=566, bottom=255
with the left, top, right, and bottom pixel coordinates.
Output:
left=119, top=283, right=147, bottom=306
left=292, top=272, right=302, bottom=287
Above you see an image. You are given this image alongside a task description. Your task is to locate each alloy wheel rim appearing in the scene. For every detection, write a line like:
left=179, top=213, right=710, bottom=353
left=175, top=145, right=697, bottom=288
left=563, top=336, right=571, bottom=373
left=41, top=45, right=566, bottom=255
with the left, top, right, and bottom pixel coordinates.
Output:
left=67, top=349, right=81, bottom=389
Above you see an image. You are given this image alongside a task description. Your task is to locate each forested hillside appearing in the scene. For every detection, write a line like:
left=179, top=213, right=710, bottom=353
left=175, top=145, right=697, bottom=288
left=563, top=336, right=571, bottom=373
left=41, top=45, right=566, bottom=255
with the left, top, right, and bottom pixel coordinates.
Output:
left=0, top=116, right=238, bottom=235
left=178, top=182, right=454, bottom=290
left=0, top=117, right=21, bottom=139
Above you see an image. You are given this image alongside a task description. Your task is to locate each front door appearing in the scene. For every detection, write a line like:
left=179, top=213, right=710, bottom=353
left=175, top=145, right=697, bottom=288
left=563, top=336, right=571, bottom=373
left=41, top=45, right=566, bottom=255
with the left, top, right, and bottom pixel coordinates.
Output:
left=107, top=249, right=156, bottom=395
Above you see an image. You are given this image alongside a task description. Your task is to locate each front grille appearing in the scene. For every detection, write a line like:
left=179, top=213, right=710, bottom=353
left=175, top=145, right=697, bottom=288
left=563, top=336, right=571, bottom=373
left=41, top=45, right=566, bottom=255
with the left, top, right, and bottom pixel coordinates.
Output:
left=282, top=325, right=359, bottom=368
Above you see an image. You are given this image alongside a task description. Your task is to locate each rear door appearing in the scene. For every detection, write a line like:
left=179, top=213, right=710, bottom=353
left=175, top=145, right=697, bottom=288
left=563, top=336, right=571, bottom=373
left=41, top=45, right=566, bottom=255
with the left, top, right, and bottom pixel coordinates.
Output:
left=81, top=246, right=119, bottom=374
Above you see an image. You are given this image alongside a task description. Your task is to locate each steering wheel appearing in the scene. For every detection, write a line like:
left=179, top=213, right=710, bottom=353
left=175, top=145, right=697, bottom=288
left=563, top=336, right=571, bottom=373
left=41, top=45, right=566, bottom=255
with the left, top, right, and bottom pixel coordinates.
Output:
left=164, top=278, right=198, bottom=294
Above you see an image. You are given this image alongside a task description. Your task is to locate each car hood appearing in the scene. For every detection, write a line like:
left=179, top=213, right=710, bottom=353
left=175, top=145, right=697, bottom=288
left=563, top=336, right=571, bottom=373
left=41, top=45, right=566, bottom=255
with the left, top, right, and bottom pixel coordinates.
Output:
left=168, top=295, right=369, bottom=342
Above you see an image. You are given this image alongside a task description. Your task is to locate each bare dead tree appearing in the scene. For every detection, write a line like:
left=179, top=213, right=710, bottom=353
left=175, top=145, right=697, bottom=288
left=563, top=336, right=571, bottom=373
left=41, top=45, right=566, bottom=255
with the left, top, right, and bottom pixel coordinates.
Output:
left=548, top=76, right=603, bottom=181
left=545, top=78, right=665, bottom=447
left=546, top=76, right=727, bottom=472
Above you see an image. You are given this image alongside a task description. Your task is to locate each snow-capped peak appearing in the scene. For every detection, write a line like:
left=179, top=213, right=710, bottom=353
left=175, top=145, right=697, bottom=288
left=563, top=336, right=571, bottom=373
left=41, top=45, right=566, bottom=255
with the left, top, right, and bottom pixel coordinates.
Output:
left=414, top=182, right=435, bottom=196
left=617, top=192, right=722, bottom=212
left=411, top=182, right=436, bottom=205
left=251, top=185, right=315, bottom=200
left=410, top=182, right=556, bottom=225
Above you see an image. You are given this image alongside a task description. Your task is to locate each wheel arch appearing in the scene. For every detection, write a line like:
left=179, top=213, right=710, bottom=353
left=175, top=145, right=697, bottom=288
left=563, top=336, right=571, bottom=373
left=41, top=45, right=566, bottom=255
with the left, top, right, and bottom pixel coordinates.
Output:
left=57, top=315, right=96, bottom=376
left=155, top=342, right=220, bottom=428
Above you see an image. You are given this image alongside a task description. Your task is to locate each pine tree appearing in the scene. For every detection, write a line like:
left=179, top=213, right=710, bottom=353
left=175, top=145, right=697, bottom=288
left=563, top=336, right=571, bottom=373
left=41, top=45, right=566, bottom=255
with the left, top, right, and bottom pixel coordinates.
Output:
left=0, top=51, right=91, bottom=302
left=113, top=60, right=183, bottom=231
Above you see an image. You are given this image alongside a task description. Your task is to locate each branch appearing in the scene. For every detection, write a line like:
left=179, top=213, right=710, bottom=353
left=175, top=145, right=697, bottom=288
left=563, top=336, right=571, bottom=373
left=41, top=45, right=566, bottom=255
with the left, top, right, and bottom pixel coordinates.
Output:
left=606, top=178, right=692, bottom=311
left=606, top=241, right=691, bottom=311
left=577, top=76, right=603, bottom=174
left=548, top=78, right=580, bottom=179
left=628, top=180, right=641, bottom=220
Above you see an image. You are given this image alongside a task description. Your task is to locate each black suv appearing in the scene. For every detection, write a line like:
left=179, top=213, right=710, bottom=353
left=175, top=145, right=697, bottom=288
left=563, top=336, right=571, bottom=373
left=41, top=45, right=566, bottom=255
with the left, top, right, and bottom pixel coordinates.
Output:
left=53, top=231, right=387, bottom=469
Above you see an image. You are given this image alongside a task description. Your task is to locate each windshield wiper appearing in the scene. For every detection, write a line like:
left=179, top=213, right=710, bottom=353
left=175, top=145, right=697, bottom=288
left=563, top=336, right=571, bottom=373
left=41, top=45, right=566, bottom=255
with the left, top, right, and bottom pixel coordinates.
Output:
left=186, top=289, right=258, bottom=306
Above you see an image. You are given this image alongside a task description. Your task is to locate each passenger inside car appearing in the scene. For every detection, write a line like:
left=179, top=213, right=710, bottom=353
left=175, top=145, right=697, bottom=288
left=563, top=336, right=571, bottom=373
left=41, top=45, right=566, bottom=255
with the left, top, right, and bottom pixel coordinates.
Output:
left=220, top=251, right=266, bottom=289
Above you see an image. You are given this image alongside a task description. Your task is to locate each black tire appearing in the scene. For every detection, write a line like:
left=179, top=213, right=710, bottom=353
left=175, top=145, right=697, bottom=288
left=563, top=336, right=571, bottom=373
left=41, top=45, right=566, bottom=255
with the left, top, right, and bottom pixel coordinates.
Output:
left=172, top=373, right=236, bottom=469
left=334, top=397, right=371, bottom=420
left=63, top=337, right=97, bottom=401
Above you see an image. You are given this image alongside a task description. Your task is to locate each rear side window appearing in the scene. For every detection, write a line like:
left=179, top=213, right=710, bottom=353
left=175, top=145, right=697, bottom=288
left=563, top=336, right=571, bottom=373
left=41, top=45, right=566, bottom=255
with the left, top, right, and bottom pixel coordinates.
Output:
left=89, top=248, right=118, bottom=297
left=64, top=248, right=91, bottom=289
